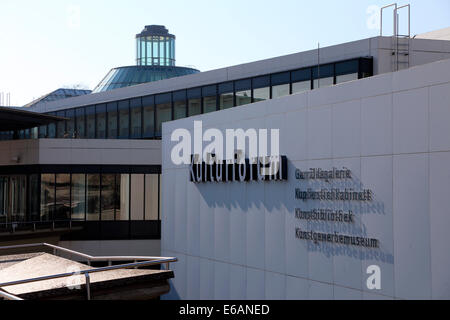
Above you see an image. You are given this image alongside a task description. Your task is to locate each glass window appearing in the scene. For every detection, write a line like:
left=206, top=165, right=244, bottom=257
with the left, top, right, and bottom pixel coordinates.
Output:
left=292, top=68, right=311, bottom=93
left=38, top=125, right=47, bottom=138
left=47, top=113, right=56, bottom=139
left=202, top=85, right=217, bottom=114
left=55, top=174, right=71, bottom=221
left=313, top=77, right=334, bottom=89
left=272, top=84, right=290, bottom=98
left=40, top=174, right=55, bottom=221
left=56, top=111, right=66, bottom=138
left=87, top=174, right=100, bottom=221
left=130, top=98, right=142, bottom=138
left=145, top=174, right=159, bottom=221
left=65, top=110, right=75, bottom=139
left=219, top=82, right=234, bottom=110
left=271, top=72, right=290, bottom=98
left=0, top=177, right=8, bottom=223
left=292, top=81, right=311, bottom=93
left=29, top=174, right=40, bottom=221
left=118, top=100, right=130, bottom=139
left=101, top=174, right=115, bottom=221
left=143, top=96, right=155, bottom=138
left=10, top=176, right=26, bottom=222
left=96, top=104, right=106, bottom=139
left=117, top=174, right=130, bottom=221
left=155, top=93, right=172, bottom=136
left=86, top=106, right=96, bottom=139
left=173, top=90, right=187, bottom=120
left=71, top=174, right=86, bottom=221
left=75, top=107, right=85, bottom=139
left=188, top=98, right=201, bottom=116
left=187, top=88, right=201, bottom=116
left=312, top=64, right=334, bottom=89
left=130, top=174, right=144, bottom=220
left=107, top=102, right=118, bottom=139
left=336, top=73, right=358, bottom=84
left=252, top=76, right=270, bottom=102
left=235, top=79, right=251, bottom=106
left=203, top=96, right=217, bottom=114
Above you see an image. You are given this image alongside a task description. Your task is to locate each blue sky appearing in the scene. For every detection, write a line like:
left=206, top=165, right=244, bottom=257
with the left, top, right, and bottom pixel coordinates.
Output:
left=0, top=0, right=449, bottom=106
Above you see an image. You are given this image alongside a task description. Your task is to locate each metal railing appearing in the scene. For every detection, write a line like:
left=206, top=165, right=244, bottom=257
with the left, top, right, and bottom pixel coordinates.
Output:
left=0, top=243, right=177, bottom=300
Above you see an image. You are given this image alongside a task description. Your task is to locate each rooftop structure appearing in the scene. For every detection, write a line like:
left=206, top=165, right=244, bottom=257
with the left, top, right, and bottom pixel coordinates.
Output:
left=93, top=25, right=199, bottom=93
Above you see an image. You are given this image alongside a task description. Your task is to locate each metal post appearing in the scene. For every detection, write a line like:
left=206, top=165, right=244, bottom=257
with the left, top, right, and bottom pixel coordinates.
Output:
left=85, top=273, right=91, bottom=300
left=380, top=3, right=398, bottom=36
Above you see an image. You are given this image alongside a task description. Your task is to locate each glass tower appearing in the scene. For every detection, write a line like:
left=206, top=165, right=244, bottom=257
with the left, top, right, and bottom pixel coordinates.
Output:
left=136, top=25, right=176, bottom=67
left=93, top=25, right=199, bottom=93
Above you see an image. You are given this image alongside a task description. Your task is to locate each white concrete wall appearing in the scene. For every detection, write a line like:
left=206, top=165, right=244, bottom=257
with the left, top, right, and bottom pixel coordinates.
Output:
left=161, top=58, right=450, bottom=300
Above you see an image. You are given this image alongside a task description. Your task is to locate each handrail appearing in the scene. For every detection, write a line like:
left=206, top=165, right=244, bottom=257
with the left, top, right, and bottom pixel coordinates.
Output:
left=0, top=290, right=23, bottom=301
left=0, top=243, right=178, bottom=300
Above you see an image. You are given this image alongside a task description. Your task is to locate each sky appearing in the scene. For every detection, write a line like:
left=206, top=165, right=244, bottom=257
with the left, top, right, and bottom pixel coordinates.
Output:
left=0, top=0, right=449, bottom=106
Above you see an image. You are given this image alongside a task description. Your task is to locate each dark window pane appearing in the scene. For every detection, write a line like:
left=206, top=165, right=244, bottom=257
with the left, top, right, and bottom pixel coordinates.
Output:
left=56, top=111, right=66, bottom=138
left=235, top=79, right=251, bottom=91
left=0, top=177, right=8, bottom=223
left=118, top=100, right=130, bottom=139
left=131, top=106, right=142, bottom=138
left=219, top=82, right=234, bottom=110
left=156, top=102, right=172, bottom=136
left=188, top=98, right=201, bottom=116
left=38, top=125, right=47, bottom=138
left=174, top=100, right=187, bottom=120
left=335, top=60, right=358, bottom=76
left=30, top=174, right=40, bottom=221
left=107, top=102, right=118, bottom=139
left=40, top=174, right=55, bottom=221
left=218, top=82, right=233, bottom=94
left=10, top=176, right=26, bottom=222
left=96, top=104, right=106, bottom=139
left=75, top=108, right=85, bottom=138
left=86, top=106, right=96, bottom=139
left=203, top=96, right=217, bottom=113
left=187, top=88, right=201, bottom=99
left=271, top=72, right=290, bottom=86
left=87, top=174, right=100, bottom=221
left=202, top=85, right=216, bottom=97
left=55, top=174, right=70, bottom=221
left=252, top=76, right=270, bottom=89
left=236, top=90, right=251, bottom=106
left=66, top=110, right=75, bottom=139
left=71, top=174, right=86, bottom=221
left=292, top=68, right=311, bottom=82
left=101, top=174, right=115, bottom=221
left=47, top=120, right=56, bottom=138
left=143, top=102, right=155, bottom=138
left=173, top=90, right=186, bottom=102
left=312, top=64, right=334, bottom=79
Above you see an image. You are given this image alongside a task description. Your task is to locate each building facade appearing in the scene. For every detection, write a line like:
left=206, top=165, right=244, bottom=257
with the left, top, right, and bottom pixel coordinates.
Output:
left=1, top=32, right=450, bottom=299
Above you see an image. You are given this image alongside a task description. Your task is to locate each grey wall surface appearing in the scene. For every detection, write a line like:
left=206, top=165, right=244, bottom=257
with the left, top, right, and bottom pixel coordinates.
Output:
left=0, top=139, right=162, bottom=166
left=161, top=58, right=450, bottom=300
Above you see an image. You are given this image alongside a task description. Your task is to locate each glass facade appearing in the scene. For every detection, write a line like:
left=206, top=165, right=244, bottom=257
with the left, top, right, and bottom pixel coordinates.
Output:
left=6, top=58, right=372, bottom=142
left=0, top=167, right=161, bottom=237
